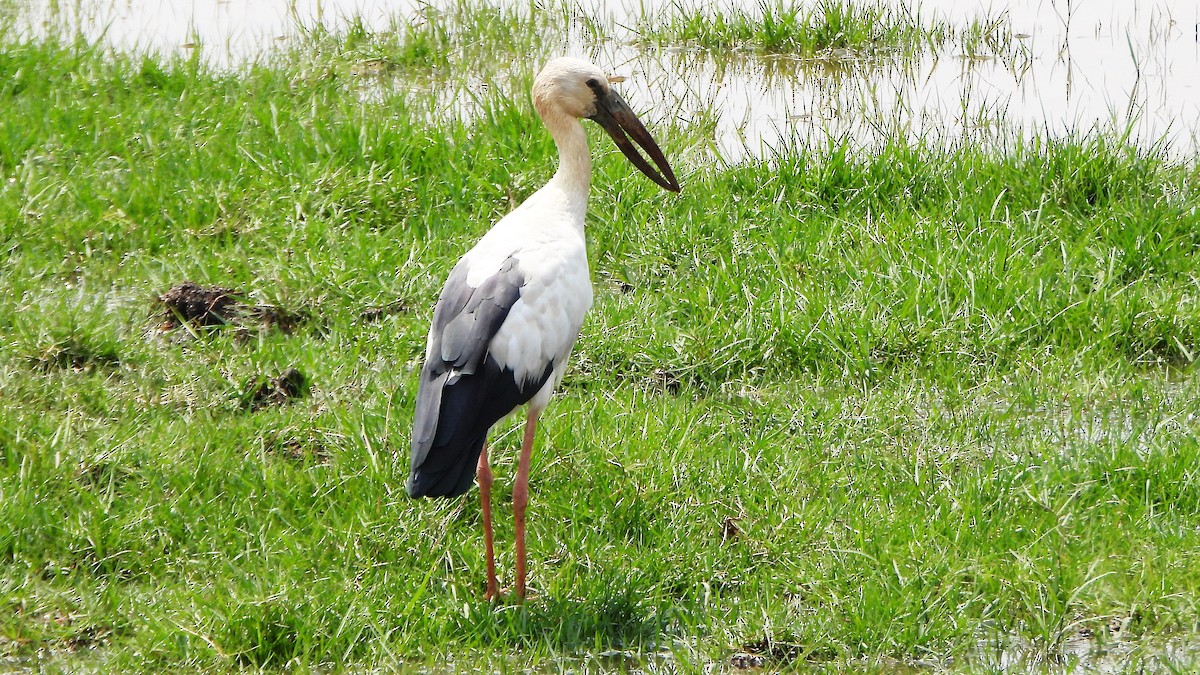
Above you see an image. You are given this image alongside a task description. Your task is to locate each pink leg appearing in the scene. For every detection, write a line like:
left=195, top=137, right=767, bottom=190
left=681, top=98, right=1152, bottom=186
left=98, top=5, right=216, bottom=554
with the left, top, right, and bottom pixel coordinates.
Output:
left=514, top=410, right=540, bottom=601
left=477, top=444, right=499, bottom=601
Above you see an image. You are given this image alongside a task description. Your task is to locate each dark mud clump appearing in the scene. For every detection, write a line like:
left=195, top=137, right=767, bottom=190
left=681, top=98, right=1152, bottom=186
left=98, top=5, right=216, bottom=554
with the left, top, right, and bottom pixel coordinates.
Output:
left=264, top=429, right=332, bottom=463
left=733, top=637, right=832, bottom=669
left=358, top=299, right=409, bottom=323
left=721, top=516, right=741, bottom=542
left=649, top=368, right=683, bottom=395
left=158, top=281, right=242, bottom=329
left=246, top=367, right=309, bottom=410
left=156, top=282, right=312, bottom=336
left=248, top=305, right=311, bottom=334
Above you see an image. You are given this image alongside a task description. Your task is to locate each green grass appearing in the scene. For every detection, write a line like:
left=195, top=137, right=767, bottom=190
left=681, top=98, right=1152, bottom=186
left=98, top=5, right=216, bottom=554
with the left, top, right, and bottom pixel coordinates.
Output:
left=634, top=1, right=1028, bottom=65
left=280, top=0, right=610, bottom=85
left=634, top=0, right=943, bottom=56
left=2, top=3, right=1200, bottom=673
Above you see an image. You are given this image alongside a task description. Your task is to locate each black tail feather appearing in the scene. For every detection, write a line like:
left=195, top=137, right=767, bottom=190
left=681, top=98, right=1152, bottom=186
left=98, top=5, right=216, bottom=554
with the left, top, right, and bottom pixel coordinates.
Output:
left=407, top=355, right=553, bottom=499
left=406, top=430, right=487, bottom=498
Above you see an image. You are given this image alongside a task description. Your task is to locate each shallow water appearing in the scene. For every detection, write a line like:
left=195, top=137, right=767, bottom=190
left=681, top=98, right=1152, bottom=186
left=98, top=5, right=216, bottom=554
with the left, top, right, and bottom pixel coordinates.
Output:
left=15, top=0, right=1200, bottom=160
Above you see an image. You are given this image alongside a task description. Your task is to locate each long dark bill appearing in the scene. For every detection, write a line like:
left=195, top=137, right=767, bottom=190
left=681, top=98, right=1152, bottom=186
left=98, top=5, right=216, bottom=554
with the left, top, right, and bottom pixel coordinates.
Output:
left=587, top=83, right=681, bottom=193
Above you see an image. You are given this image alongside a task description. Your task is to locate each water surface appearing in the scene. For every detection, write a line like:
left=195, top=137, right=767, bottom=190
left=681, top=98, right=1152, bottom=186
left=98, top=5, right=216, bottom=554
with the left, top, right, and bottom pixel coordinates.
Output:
left=16, top=0, right=1200, bottom=159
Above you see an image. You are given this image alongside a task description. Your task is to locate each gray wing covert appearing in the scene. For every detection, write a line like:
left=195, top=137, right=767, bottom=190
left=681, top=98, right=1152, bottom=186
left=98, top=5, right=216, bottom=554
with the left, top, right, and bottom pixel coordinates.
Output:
left=432, top=256, right=524, bottom=377
left=409, top=255, right=525, bottom=486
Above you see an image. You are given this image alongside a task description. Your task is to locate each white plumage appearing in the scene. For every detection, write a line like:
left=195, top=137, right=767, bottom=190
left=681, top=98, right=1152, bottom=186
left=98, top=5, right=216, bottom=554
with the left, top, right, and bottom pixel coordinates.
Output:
left=457, top=207, right=592, bottom=401
left=407, top=57, right=679, bottom=601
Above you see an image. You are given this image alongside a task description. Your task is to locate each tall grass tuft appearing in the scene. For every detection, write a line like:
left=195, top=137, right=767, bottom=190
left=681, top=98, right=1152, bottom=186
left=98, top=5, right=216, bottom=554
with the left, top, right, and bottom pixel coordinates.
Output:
left=636, top=0, right=948, bottom=55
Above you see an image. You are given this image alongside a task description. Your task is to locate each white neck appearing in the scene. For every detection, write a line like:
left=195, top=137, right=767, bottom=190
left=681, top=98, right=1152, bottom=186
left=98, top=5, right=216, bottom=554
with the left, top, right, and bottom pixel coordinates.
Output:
left=526, top=110, right=591, bottom=229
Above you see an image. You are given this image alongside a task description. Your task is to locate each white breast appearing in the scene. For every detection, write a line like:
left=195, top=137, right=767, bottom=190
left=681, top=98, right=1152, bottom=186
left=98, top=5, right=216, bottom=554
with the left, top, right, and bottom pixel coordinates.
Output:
left=461, top=207, right=593, bottom=391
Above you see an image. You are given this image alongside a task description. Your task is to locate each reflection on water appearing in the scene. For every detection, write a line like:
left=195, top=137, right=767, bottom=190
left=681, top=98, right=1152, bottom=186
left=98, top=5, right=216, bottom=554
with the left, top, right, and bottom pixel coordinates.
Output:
left=12, top=0, right=1200, bottom=160
left=969, top=631, right=1200, bottom=675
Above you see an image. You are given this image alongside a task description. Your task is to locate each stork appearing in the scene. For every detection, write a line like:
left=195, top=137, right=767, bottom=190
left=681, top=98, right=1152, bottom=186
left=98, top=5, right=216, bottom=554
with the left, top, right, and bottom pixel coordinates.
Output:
left=406, top=57, right=680, bottom=601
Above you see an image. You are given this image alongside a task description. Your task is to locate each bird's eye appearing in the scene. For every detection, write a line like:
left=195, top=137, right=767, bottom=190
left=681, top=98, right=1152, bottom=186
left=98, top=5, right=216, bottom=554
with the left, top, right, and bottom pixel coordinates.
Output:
left=585, top=78, right=599, bottom=88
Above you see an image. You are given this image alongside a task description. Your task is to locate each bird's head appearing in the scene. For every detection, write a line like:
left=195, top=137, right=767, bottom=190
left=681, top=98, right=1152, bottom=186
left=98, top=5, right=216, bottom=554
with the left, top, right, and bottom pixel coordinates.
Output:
left=533, top=57, right=681, bottom=193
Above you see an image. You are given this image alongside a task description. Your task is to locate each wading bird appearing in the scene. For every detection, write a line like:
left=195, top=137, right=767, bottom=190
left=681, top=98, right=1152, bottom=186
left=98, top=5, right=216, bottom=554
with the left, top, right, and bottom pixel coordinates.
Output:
left=407, top=57, right=680, bottom=600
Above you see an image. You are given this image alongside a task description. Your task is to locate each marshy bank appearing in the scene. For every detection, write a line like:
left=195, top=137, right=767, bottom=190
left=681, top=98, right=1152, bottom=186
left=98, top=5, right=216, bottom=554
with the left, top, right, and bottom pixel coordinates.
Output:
left=12, top=0, right=1200, bottom=160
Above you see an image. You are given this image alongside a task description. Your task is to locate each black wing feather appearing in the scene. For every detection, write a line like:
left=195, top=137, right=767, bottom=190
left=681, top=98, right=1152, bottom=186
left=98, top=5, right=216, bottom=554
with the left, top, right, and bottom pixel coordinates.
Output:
left=407, top=256, right=553, bottom=498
